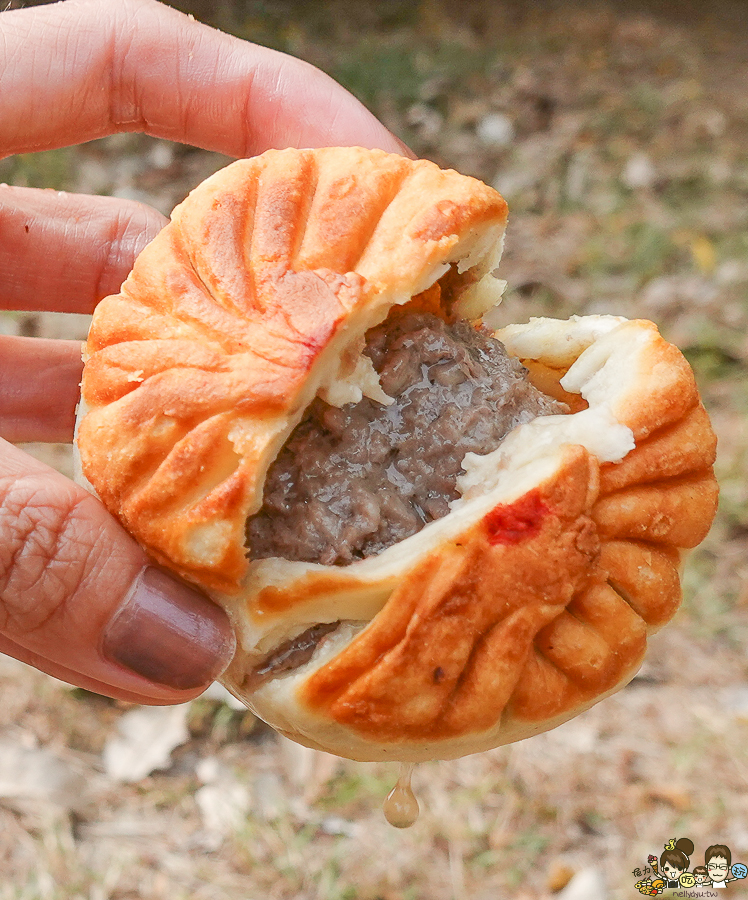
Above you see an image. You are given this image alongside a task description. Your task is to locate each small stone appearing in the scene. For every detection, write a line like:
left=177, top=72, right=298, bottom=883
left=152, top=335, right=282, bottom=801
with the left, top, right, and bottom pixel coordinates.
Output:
left=0, top=313, right=21, bottom=336
left=622, top=153, right=657, bottom=189
left=406, top=103, right=444, bottom=141
left=149, top=142, right=175, bottom=170
left=476, top=113, right=515, bottom=148
left=195, top=756, right=221, bottom=784
left=703, top=109, right=727, bottom=138
left=715, top=259, right=748, bottom=286
left=319, top=815, right=358, bottom=838
left=253, top=772, right=286, bottom=821
left=0, top=738, right=88, bottom=810
left=195, top=779, right=250, bottom=837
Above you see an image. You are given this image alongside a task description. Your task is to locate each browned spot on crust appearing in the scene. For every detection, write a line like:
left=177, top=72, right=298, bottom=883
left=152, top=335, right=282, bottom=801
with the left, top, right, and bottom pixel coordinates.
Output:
left=254, top=572, right=393, bottom=616
left=411, top=196, right=508, bottom=244
left=599, top=403, right=717, bottom=493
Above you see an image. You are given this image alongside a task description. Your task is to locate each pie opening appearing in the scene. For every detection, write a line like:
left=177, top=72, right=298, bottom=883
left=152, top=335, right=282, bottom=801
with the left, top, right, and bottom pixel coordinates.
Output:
left=246, top=300, right=568, bottom=567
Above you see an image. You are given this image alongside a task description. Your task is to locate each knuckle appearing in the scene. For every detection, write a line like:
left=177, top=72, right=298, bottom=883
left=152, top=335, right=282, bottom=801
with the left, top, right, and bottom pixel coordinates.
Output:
left=0, top=475, right=91, bottom=636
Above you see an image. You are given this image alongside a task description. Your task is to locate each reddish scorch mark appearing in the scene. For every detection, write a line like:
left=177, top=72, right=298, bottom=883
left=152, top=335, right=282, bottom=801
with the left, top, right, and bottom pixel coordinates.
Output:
left=484, top=490, right=549, bottom=545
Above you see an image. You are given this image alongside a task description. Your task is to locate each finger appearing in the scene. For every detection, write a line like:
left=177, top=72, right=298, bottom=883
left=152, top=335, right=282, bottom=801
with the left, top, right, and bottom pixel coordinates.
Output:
left=0, top=632, right=190, bottom=705
left=0, top=0, right=414, bottom=159
left=0, top=185, right=168, bottom=314
left=0, top=336, right=82, bottom=443
left=0, top=439, right=236, bottom=704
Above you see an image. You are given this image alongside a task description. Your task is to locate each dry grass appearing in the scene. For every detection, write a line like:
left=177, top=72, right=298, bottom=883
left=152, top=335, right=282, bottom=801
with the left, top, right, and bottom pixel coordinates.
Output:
left=2, top=1, right=748, bottom=898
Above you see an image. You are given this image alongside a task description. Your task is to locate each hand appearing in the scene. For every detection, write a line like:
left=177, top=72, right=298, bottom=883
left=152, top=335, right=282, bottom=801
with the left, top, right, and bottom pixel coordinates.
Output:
left=0, top=0, right=412, bottom=704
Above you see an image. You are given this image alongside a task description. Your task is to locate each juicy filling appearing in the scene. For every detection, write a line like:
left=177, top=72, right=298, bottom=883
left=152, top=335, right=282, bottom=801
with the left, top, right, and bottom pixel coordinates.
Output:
left=242, top=621, right=344, bottom=691
left=256, top=622, right=339, bottom=678
left=247, top=312, right=566, bottom=566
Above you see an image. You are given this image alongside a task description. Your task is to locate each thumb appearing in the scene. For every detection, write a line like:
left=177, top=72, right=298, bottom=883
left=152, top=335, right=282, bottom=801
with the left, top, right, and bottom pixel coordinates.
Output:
left=0, top=440, right=235, bottom=704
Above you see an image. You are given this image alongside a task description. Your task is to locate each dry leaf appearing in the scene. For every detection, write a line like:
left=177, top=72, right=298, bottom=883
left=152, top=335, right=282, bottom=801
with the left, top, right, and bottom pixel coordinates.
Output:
left=103, top=705, right=190, bottom=783
left=0, top=737, right=88, bottom=810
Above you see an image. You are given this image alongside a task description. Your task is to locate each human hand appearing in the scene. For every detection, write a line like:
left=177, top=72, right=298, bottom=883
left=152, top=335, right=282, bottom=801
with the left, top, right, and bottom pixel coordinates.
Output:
left=0, top=0, right=412, bottom=704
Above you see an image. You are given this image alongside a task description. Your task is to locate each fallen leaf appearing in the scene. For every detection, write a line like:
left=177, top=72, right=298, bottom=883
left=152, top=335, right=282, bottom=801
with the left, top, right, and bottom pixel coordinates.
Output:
left=548, top=861, right=576, bottom=892
left=557, top=867, right=607, bottom=900
left=103, top=705, right=190, bottom=783
left=0, top=737, right=88, bottom=809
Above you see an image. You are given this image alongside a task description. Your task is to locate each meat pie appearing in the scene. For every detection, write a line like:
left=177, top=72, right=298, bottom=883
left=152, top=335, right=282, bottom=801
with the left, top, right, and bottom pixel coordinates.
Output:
left=76, top=147, right=718, bottom=762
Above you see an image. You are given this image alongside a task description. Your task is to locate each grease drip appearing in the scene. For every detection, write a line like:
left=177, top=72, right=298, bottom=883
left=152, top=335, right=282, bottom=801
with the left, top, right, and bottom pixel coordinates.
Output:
left=383, top=762, right=419, bottom=828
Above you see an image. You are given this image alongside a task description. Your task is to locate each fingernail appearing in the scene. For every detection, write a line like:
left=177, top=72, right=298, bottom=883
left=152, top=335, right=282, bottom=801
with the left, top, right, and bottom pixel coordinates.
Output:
left=102, top=566, right=236, bottom=691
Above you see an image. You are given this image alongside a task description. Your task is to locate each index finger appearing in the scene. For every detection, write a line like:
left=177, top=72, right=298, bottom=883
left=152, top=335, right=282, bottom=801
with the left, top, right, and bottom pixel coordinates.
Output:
left=0, top=0, right=411, bottom=159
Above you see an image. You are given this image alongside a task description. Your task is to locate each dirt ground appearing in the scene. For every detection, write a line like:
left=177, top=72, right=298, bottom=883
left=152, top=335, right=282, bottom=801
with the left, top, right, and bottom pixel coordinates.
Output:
left=2, top=1, right=748, bottom=898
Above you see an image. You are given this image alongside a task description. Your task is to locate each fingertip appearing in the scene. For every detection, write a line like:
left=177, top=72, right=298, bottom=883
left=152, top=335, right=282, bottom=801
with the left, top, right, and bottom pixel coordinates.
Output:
left=388, top=131, right=418, bottom=160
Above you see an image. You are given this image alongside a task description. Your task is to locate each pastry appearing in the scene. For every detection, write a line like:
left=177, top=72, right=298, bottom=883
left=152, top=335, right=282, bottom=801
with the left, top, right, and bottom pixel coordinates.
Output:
left=76, top=147, right=718, bottom=761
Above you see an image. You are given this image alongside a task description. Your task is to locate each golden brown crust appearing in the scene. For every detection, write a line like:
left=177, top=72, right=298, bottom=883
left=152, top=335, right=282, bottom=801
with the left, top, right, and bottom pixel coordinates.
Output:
left=77, top=149, right=718, bottom=762
left=599, top=403, right=717, bottom=493
left=592, top=474, right=718, bottom=547
left=596, top=540, right=683, bottom=628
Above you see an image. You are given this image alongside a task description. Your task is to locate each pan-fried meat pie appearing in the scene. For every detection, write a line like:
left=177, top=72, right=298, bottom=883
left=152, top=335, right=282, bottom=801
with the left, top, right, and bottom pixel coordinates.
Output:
left=76, top=147, right=719, bottom=764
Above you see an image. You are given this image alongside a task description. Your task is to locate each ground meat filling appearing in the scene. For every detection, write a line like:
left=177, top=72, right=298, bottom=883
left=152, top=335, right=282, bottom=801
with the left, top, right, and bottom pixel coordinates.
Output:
left=242, top=621, right=344, bottom=691
left=247, top=312, right=567, bottom=566
left=255, top=622, right=340, bottom=680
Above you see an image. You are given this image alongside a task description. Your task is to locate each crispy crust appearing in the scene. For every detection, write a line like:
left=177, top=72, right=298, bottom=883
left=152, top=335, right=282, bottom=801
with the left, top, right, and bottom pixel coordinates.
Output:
left=77, top=149, right=718, bottom=762
left=78, top=148, right=507, bottom=592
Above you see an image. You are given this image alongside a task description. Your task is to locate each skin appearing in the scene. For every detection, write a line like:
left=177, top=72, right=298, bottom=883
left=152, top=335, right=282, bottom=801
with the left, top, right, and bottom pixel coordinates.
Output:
left=0, top=0, right=412, bottom=704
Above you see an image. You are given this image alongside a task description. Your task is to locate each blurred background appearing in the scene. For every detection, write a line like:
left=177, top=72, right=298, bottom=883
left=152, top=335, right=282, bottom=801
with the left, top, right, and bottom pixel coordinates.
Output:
left=1, top=1, right=747, bottom=898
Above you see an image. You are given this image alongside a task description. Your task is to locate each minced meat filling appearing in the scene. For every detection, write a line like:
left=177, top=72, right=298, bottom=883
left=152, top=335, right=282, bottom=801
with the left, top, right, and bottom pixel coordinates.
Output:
left=254, top=622, right=340, bottom=680
left=246, top=312, right=566, bottom=566
left=239, top=621, right=344, bottom=691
